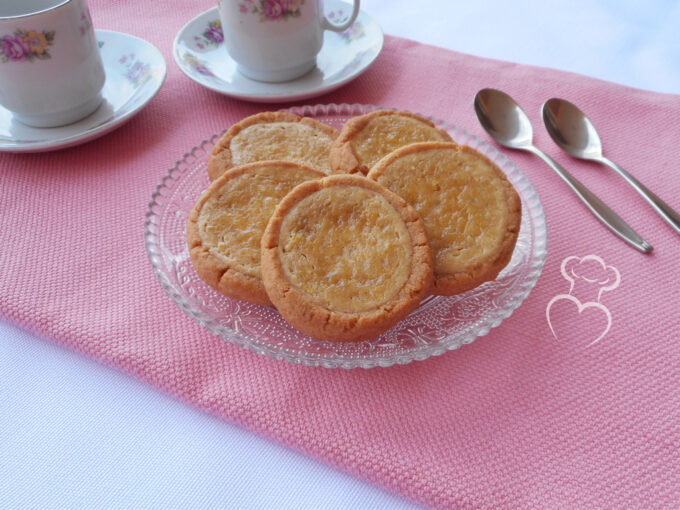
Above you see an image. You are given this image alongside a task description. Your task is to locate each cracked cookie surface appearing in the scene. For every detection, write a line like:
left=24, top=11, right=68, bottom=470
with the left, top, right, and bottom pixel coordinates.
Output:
left=207, top=111, right=339, bottom=181
left=187, top=161, right=325, bottom=306
left=261, top=175, right=433, bottom=342
left=368, top=142, right=521, bottom=295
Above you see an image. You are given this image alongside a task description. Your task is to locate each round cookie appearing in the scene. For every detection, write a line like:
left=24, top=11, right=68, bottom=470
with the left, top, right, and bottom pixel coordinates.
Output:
left=261, top=175, right=433, bottom=342
left=207, top=111, right=339, bottom=181
left=367, top=142, right=521, bottom=295
left=329, top=109, right=453, bottom=175
left=187, top=161, right=325, bottom=306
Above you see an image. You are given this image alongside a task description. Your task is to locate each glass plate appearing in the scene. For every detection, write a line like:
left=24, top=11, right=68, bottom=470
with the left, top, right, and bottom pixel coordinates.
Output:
left=145, top=104, right=547, bottom=368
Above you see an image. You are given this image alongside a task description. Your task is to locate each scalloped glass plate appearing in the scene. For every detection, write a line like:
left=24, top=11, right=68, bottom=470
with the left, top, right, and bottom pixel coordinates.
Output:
left=145, top=104, right=547, bottom=368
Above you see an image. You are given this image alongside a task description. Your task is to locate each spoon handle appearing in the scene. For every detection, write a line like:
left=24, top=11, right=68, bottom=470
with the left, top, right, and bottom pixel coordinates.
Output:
left=598, top=156, right=680, bottom=235
left=528, top=147, right=653, bottom=253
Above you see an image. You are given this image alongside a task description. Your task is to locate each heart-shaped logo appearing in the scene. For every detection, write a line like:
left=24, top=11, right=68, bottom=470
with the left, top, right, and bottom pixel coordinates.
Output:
left=546, top=294, right=612, bottom=347
left=545, top=255, right=621, bottom=347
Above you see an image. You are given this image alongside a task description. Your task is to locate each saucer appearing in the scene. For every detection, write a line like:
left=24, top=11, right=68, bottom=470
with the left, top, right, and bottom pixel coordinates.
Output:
left=0, top=30, right=166, bottom=153
left=173, top=1, right=383, bottom=103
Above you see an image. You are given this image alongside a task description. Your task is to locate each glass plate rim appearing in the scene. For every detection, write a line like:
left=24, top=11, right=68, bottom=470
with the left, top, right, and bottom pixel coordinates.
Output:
left=144, top=103, right=548, bottom=369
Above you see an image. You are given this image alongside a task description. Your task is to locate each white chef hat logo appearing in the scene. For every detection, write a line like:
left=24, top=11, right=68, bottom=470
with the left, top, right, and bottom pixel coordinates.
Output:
left=546, top=255, right=621, bottom=346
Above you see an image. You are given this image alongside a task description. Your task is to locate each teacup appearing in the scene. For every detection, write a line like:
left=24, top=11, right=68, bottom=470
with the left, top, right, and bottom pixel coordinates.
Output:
left=217, top=0, right=360, bottom=82
left=0, top=0, right=105, bottom=127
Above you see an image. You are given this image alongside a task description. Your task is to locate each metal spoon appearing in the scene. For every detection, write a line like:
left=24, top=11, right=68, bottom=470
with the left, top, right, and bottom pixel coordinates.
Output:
left=543, top=97, right=680, bottom=235
left=473, top=88, right=652, bottom=253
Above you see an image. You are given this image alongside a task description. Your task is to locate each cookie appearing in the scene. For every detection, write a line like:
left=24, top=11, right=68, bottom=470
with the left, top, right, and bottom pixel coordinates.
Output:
left=367, top=142, right=521, bottom=295
left=261, top=174, right=433, bottom=342
left=329, top=109, right=453, bottom=175
left=207, top=111, right=339, bottom=181
left=187, top=161, right=325, bottom=306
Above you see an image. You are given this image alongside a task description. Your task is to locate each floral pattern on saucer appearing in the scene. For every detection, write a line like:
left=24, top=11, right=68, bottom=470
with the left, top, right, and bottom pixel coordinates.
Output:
left=339, top=21, right=364, bottom=42
left=1, top=29, right=55, bottom=62
left=327, top=9, right=365, bottom=43
left=183, top=54, right=216, bottom=77
left=120, top=53, right=153, bottom=86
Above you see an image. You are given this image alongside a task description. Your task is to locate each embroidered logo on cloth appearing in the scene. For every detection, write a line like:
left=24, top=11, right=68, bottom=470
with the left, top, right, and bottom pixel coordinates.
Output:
left=546, top=255, right=621, bottom=347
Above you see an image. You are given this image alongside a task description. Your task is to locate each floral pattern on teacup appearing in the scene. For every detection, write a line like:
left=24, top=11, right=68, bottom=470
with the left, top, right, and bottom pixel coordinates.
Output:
left=193, top=20, right=223, bottom=49
left=0, top=29, right=55, bottom=62
left=327, top=9, right=349, bottom=24
left=79, top=8, right=93, bottom=37
left=119, top=53, right=152, bottom=86
left=240, top=0, right=305, bottom=21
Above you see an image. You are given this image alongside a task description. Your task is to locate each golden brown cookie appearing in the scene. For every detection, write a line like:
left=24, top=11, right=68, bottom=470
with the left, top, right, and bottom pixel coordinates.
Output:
left=207, top=111, right=339, bottom=181
left=329, top=109, right=453, bottom=175
left=367, top=142, right=521, bottom=295
left=187, top=161, right=325, bottom=306
left=261, top=174, right=433, bottom=342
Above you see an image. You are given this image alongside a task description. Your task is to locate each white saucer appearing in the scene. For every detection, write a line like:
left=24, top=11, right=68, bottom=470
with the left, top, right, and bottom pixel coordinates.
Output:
left=0, top=30, right=166, bottom=153
left=173, top=1, right=383, bottom=103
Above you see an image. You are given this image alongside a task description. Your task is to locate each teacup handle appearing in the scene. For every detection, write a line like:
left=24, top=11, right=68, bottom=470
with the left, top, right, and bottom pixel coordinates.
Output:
left=322, top=0, right=361, bottom=32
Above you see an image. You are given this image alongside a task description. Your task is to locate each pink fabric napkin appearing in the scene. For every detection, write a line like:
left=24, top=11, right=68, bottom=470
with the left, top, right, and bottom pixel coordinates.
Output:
left=2, top=1, right=680, bottom=508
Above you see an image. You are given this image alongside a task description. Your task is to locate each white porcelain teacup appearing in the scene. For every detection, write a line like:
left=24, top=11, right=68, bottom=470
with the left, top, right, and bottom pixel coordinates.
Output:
left=217, top=0, right=360, bottom=82
left=0, top=0, right=105, bottom=127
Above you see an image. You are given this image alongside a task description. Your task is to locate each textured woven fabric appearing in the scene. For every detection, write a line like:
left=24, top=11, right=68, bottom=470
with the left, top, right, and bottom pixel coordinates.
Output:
left=1, top=1, right=680, bottom=508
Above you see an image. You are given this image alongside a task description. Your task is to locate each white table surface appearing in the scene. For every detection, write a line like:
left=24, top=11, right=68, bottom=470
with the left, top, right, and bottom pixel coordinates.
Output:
left=2, top=1, right=679, bottom=508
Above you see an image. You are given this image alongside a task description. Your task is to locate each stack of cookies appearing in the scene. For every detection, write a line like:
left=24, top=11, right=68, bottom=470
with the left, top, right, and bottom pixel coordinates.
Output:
left=187, top=109, right=521, bottom=342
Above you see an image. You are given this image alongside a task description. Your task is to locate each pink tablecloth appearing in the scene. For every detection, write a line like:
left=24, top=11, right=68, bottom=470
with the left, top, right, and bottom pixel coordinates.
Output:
left=1, top=1, right=679, bottom=508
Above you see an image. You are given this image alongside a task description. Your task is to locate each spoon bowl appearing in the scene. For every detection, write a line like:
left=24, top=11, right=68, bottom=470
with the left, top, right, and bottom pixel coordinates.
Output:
left=542, top=97, right=680, bottom=235
left=473, top=88, right=534, bottom=149
left=542, top=98, right=604, bottom=160
left=473, top=88, right=652, bottom=253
